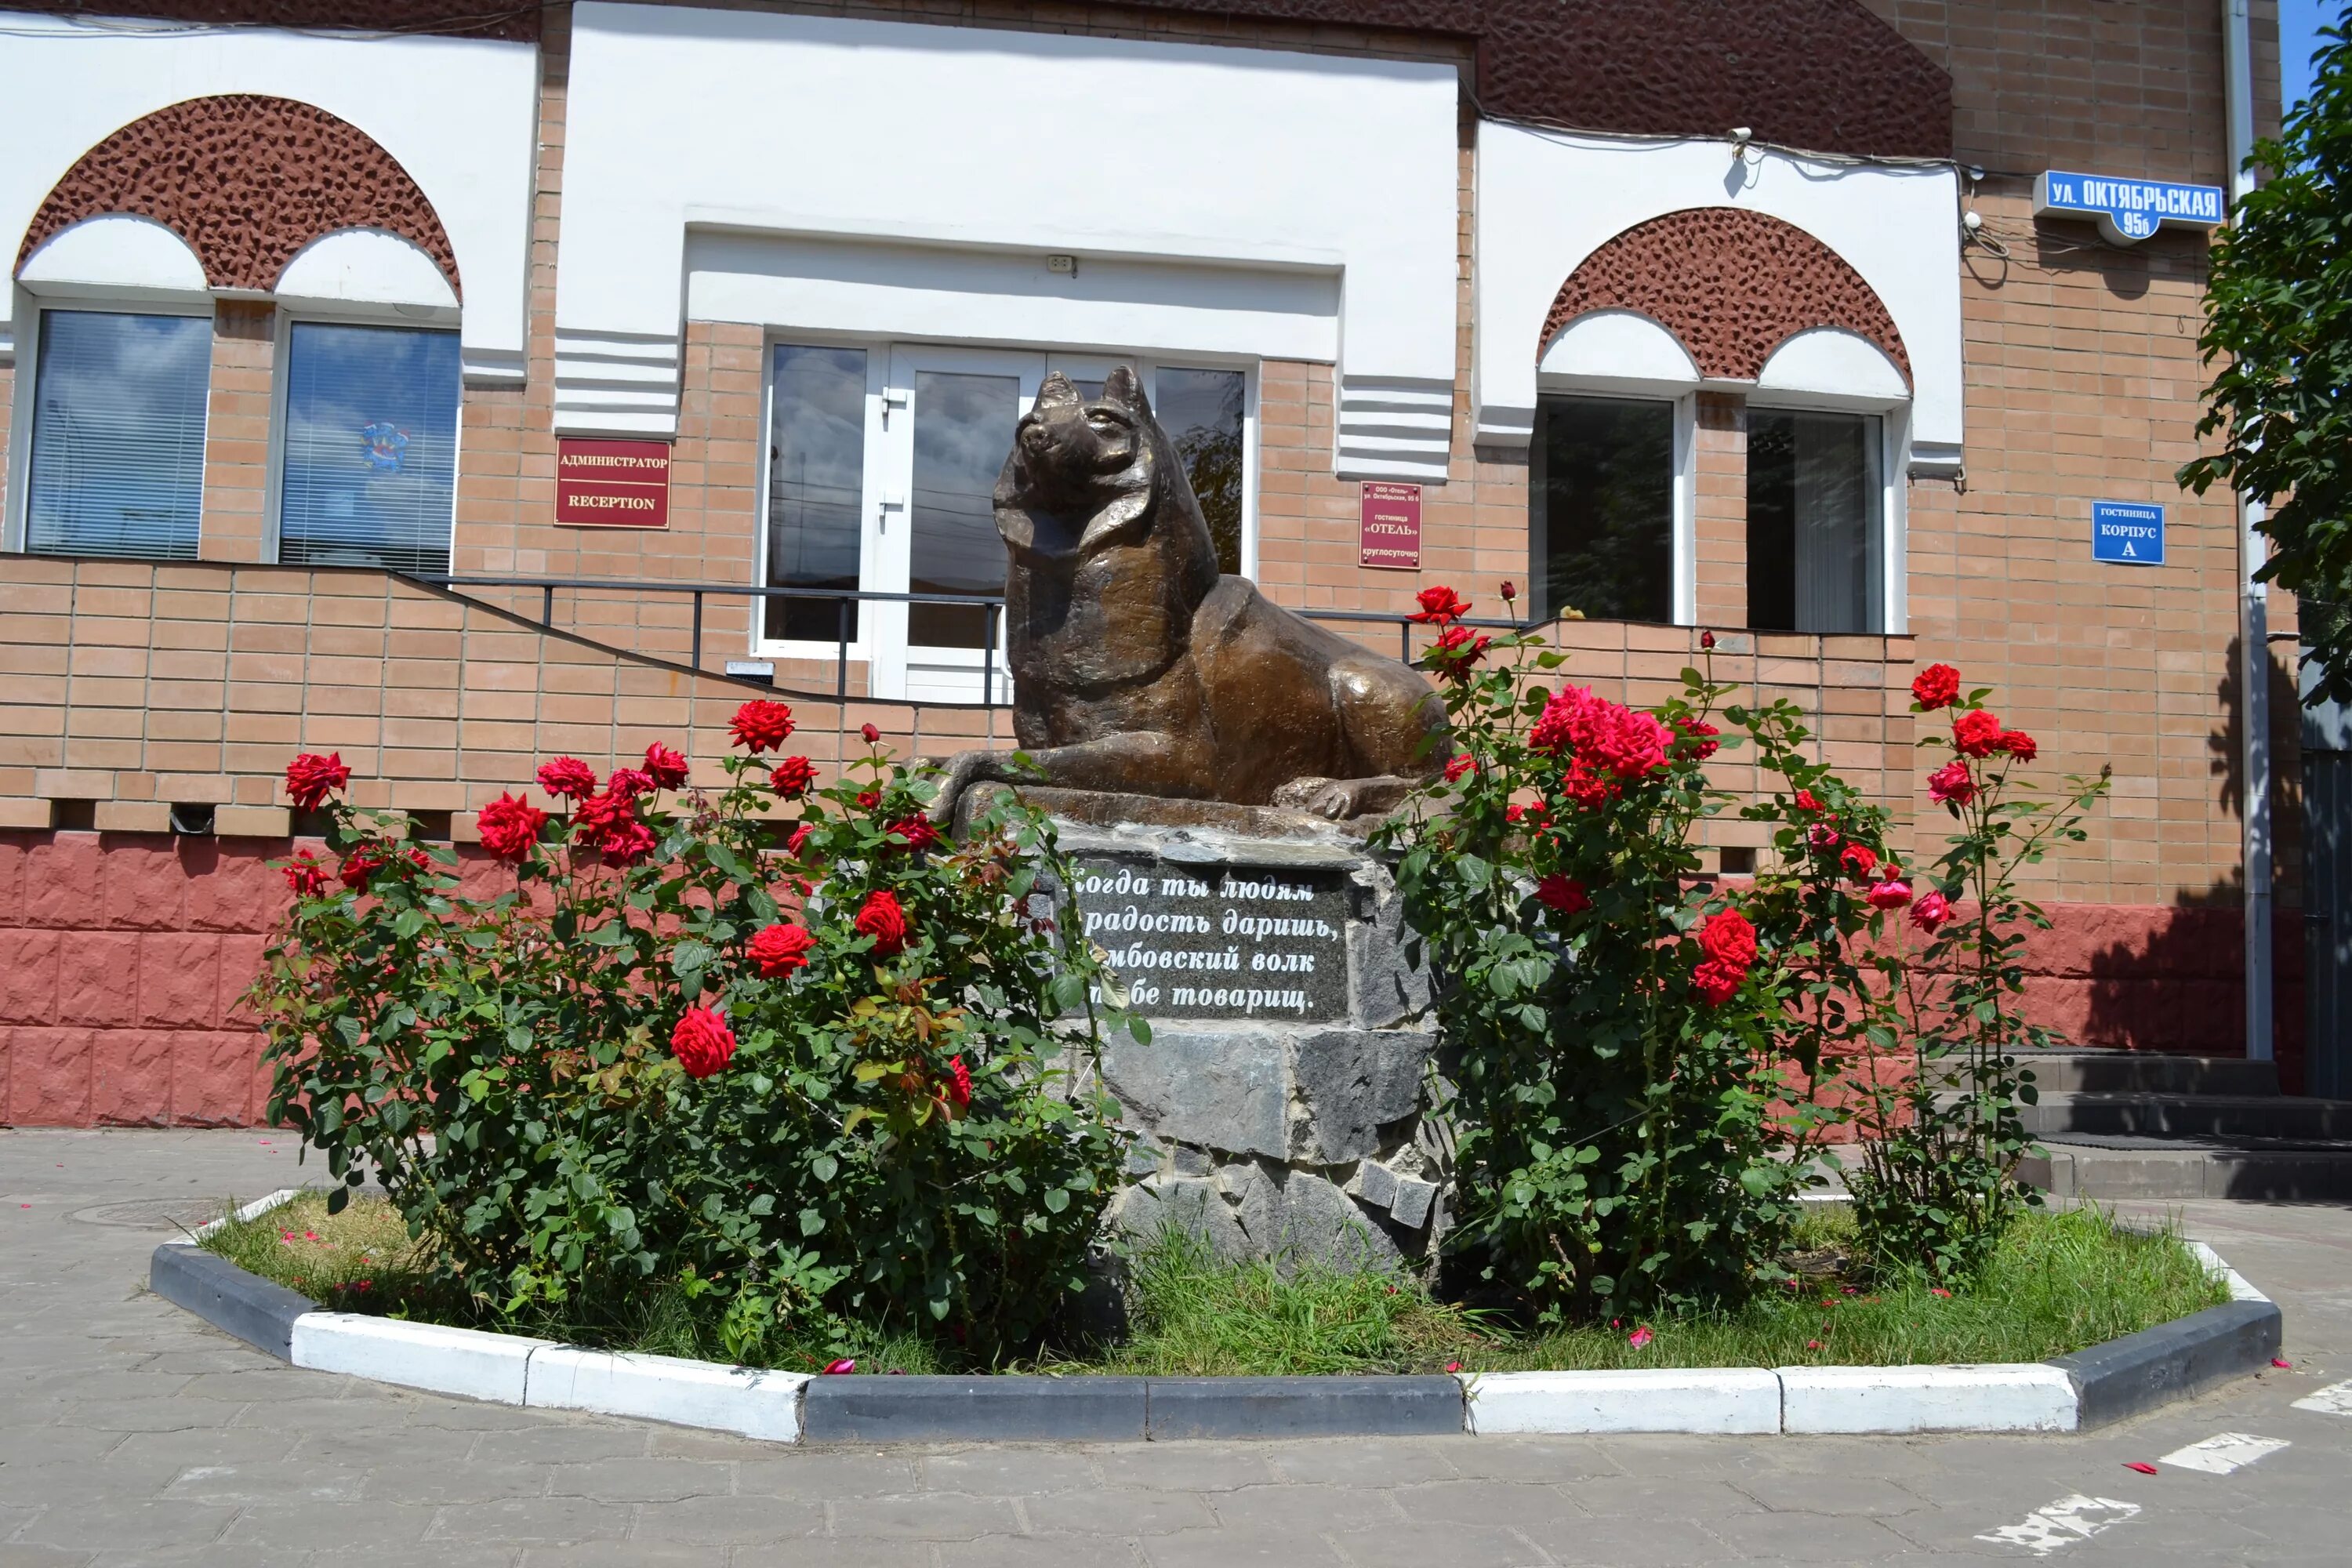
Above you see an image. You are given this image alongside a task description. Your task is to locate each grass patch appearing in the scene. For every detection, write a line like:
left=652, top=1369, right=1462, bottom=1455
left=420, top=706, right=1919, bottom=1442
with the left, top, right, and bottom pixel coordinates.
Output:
left=201, top=1196, right=2226, bottom=1375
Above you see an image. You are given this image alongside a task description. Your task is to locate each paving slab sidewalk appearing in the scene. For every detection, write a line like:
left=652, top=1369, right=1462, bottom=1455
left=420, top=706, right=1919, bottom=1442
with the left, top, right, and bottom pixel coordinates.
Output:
left=4, top=1129, right=2348, bottom=1566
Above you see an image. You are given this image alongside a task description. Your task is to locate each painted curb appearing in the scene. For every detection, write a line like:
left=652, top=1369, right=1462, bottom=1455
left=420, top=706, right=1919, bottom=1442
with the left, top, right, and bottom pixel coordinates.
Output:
left=526, top=1346, right=811, bottom=1443
left=803, top=1376, right=1147, bottom=1444
left=291, top=1312, right=549, bottom=1406
left=2047, top=1298, right=2284, bottom=1430
left=1146, top=1376, right=1462, bottom=1439
left=151, top=1215, right=2283, bottom=1443
left=1780, top=1363, right=2079, bottom=1434
left=1461, top=1369, right=1781, bottom=1436
left=148, top=1243, right=317, bottom=1361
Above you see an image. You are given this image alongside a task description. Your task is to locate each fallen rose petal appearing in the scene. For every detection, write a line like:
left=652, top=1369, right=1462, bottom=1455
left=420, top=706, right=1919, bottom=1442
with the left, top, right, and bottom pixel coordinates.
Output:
left=1806, top=1340, right=1821, bottom=1350
left=2124, top=1462, right=2159, bottom=1475
left=822, top=1358, right=855, bottom=1375
left=1444, top=1360, right=1464, bottom=1374
left=2271, top=1358, right=2292, bottom=1369
left=1627, top=1326, right=1654, bottom=1349
left=1930, top=1287, right=1952, bottom=1298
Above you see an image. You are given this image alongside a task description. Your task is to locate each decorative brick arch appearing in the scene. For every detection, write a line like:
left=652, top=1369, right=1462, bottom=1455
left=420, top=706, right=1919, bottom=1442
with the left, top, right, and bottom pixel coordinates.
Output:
left=1539, top=209, right=1906, bottom=384
left=16, top=95, right=459, bottom=299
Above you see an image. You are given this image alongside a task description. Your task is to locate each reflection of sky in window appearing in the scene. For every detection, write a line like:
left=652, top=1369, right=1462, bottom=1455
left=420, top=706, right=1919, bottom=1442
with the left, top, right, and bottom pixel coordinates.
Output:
left=27, top=310, right=209, bottom=561
left=1156, top=367, right=1246, bottom=575
left=767, top=345, right=866, bottom=641
left=278, top=321, right=459, bottom=575
left=910, top=370, right=1017, bottom=647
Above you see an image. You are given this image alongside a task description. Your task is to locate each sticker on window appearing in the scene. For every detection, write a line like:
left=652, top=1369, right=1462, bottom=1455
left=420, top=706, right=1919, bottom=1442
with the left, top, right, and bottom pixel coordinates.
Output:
left=361, top=421, right=408, bottom=474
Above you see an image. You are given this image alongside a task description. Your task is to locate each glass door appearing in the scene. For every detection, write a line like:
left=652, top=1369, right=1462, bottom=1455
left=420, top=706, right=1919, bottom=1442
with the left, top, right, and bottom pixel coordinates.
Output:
left=878, top=345, right=1041, bottom=702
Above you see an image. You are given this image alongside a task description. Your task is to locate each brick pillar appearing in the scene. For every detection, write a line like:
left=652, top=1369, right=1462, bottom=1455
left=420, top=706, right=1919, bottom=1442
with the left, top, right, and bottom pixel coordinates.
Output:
left=197, top=303, right=275, bottom=564
left=1692, top=391, right=1747, bottom=629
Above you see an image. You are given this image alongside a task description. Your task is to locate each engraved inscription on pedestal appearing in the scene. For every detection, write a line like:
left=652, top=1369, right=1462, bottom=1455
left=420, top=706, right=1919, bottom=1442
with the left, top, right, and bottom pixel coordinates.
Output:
left=1071, top=854, right=1350, bottom=1022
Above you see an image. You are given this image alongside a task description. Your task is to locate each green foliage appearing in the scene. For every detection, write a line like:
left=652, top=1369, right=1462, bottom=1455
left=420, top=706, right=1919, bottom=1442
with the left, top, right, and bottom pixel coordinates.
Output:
left=246, top=732, right=1134, bottom=1364
left=2181, top=11, right=2352, bottom=700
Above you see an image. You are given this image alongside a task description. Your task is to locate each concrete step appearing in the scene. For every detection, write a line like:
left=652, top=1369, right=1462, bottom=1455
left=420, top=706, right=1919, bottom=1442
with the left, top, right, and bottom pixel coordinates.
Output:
left=1963, top=1051, right=2283, bottom=1097
left=2020, top=1138, right=2352, bottom=1201
left=1998, top=1092, right=2352, bottom=1141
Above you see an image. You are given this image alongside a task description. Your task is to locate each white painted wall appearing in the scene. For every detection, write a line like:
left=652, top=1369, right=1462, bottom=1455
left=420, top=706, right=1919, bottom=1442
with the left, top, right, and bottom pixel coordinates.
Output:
left=561, top=3, right=1461, bottom=477
left=16, top=215, right=209, bottom=300
left=1475, top=122, right=1962, bottom=468
left=0, top=14, right=535, bottom=382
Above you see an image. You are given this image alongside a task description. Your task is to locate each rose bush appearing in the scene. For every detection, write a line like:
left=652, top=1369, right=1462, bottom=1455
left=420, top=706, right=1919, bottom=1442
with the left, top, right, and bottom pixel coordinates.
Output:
left=1383, top=593, right=2111, bottom=1317
left=250, top=713, right=1137, bottom=1363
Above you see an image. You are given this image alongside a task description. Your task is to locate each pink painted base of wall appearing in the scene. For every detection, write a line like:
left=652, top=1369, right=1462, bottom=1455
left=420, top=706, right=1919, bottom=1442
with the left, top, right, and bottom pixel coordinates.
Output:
left=0, top=833, right=2312, bottom=1126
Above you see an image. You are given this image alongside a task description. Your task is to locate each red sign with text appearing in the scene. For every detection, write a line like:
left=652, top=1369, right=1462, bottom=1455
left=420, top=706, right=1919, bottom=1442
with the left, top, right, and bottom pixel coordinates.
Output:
left=557, top=438, right=671, bottom=528
left=1359, top=481, right=1422, bottom=570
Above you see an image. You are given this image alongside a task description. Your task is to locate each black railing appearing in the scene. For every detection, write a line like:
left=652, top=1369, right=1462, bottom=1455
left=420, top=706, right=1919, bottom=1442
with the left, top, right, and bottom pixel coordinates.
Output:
left=407, top=572, right=1530, bottom=710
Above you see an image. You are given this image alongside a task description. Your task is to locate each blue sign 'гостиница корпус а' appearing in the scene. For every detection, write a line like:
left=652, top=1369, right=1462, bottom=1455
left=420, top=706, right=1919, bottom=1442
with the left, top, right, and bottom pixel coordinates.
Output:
left=2092, top=500, right=2165, bottom=566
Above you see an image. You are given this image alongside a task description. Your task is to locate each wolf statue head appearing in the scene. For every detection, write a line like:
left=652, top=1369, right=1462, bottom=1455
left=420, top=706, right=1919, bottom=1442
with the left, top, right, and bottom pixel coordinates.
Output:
left=993, top=365, right=1221, bottom=601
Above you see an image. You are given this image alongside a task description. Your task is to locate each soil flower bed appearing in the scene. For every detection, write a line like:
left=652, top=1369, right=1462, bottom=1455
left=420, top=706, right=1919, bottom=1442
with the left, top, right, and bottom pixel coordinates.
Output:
left=202, top=1196, right=2223, bottom=1378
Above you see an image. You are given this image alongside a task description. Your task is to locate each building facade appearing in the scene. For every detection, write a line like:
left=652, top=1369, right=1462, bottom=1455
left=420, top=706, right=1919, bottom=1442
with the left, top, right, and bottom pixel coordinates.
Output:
left=0, top=0, right=2304, bottom=1126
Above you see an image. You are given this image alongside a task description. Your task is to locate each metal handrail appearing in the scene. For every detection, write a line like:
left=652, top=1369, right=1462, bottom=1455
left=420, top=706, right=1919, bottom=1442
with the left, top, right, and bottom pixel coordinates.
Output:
left=406, top=572, right=1532, bottom=709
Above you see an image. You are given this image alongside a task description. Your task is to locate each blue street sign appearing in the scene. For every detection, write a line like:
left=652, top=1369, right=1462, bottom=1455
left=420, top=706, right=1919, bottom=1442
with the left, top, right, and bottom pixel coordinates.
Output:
left=2034, top=171, right=2225, bottom=245
left=2092, top=500, right=2165, bottom=566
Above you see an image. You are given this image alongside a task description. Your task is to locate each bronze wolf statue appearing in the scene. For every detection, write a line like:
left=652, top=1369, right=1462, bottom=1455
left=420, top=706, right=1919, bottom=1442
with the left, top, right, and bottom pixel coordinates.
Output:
left=931, top=365, right=1450, bottom=822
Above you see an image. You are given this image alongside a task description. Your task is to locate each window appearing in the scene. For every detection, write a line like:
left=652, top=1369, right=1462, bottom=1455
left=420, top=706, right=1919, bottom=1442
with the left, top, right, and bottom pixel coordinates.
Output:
left=24, top=309, right=210, bottom=560
left=276, top=321, right=459, bottom=574
left=1746, top=408, right=1883, bottom=634
left=1156, top=368, right=1247, bottom=576
left=765, top=344, right=869, bottom=643
left=908, top=366, right=1018, bottom=648
left=1529, top=394, right=1675, bottom=624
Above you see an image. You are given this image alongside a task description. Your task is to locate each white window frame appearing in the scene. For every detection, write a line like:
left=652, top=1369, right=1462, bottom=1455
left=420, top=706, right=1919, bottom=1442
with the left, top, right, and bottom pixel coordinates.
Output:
left=753, top=336, right=1261, bottom=668
left=264, top=304, right=464, bottom=571
left=5, top=286, right=216, bottom=557
left=1743, top=390, right=1909, bottom=637
left=1526, top=383, right=1696, bottom=628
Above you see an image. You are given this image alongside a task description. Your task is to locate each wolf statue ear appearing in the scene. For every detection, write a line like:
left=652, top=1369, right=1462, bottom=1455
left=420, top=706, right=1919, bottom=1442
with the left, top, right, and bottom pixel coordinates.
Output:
left=1036, top=372, right=1081, bottom=408
left=1103, top=363, right=1151, bottom=415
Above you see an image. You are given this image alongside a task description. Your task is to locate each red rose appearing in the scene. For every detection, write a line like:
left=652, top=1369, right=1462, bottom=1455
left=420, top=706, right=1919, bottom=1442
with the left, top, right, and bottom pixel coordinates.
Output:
left=1841, top=843, right=1878, bottom=879
left=1952, top=709, right=2005, bottom=759
left=282, top=853, right=329, bottom=897
left=285, top=752, right=350, bottom=811
left=855, top=789, right=881, bottom=811
left=537, top=757, right=597, bottom=800
left=1534, top=873, right=1590, bottom=915
left=887, top=816, right=941, bottom=853
left=338, top=847, right=386, bottom=891
left=1911, top=663, right=1962, bottom=710
left=748, top=922, right=817, bottom=978
left=1794, top=789, right=1823, bottom=814
left=1693, top=959, right=1744, bottom=1007
left=861, top=723, right=881, bottom=744
left=1504, top=801, right=1550, bottom=829
left=786, top=822, right=817, bottom=859
left=1443, top=753, right=1475, bottom=783
left=642, top=743, right=690, bottom=790
left=945, top=1054, right=973, bottom=1109
left=1928, top=760, right=1977, bottom=807
left=1910, top=890, right=1954, bottom=934
left=1500, top=580, right=1517, bottom=604
left=597, top=816, right=657, bottom=868
left=476, top=792, right=547, bottom=862
left=1429, top=623, right=1490, bottom=679
left=1698, top=907, right=1757, bottom=971
left=769, top=756, right=817, bottom=797
left=1867, top=878, right=1913, bottom=911
left=855, top=889, right=910, bottom=956
left=731, top=699, right=797, bottom=753
left=670, top=1006, right=737, bottom=1080
left=1410, top=585, right=1470, bottom=625
left=1528, top=686, right=1672, bottom=782
left=1700, top=630, right=1717, bottom=651
left=1807, top=822, right=1842, bottom=854
left=605, top=767, right=655, bottom=801
left=2000, top=730, right=2038, bottom=763
left=1673, top=717, right=1720, bottom=761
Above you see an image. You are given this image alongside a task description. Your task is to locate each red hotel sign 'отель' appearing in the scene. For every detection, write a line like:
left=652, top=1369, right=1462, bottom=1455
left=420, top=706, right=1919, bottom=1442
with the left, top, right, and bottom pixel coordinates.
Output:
left=1359, top=481, right=1421, bottom=570
left=557, top=439, right=671, bottom=528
